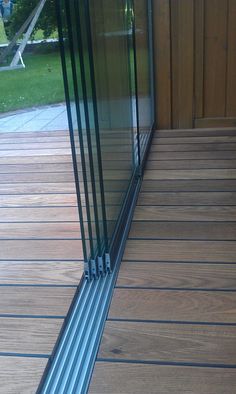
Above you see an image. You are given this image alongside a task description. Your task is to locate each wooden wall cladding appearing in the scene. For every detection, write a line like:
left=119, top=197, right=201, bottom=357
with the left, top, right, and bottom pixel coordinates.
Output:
left=153, top=0, right=172, bottom=129
left=153, top=0, right=236, bottom=129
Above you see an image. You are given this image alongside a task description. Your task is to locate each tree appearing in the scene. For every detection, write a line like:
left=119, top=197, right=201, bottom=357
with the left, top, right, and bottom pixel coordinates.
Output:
left=6, top=0, right=57, bottom=40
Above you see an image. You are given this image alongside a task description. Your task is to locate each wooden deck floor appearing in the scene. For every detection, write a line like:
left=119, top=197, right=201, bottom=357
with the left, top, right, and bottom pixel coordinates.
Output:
left=89, top=128, right=236, bottom=394
left=0, top=129, right=83, bottom=393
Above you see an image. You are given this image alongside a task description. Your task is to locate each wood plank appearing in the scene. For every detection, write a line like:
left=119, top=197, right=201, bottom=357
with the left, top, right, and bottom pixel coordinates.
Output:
left=148, top=150, right=236, bottom=160
left=0, top=129, right=128, bottom=139
left=0, top=135, right=70, bottom=144
left=153, top=135, right=236, bottom=143
left=100, top=160, right=132, bottom=171
left=0, top=222, right=81, bottom=239
left=124, top=240, right=236, bottom=263
left=0, top=194, right=77, bottom=207
left=0, top=148, right=71, bottom=157
left=204, top=0, right=228, bottom=117
left=0, top=172, right=74, bottom=183
left=146, top=159, right=236, bottom=170
left=0, top=142, right=71, bottom=150
left=109, top=289, right=236, bottom=322
left=98, top=321, right=236, bottom=364
left=0, top=155, right=72, bottom=165
left=195, top=118, right=236, bottom=128
left=0, top=205, right=95, bottom=227
left=226, top=0, right=236, bottom=116
left=153, top=0, right=172, bottom=128
left=0, top=261, right=83, bottom=285
left=133, top=206, right=236, bottom=222
left=0, top=163, right=74, bottom=173
left=0, top=130, right=68, bottom=139
left=0, top=207, right=79, bottom=222
left=0, top=151, right=148, bottom=162
left=129, top=221, right=236, bottom=240
left=89, top=363, right=236, bottom=394
left=99, top=170, right=132, bottom=181
left=145, top=169, right=236, bottom=180
left=138, top=192, right=236, bottom=206
left=0, top=139, right=129, bottom=151
left=194, top=0, right=204, bottom=118
left=0, top=131, right=126, bottom=142
left=75, top=144, right=133, bottom=154
left=141, top=179, right=236, bottom=192
left=117, top=261, right=236, bottom=289
left=0, top=192, right=124, bottom=207
left=156, top=128, right=236, bottom=137
left=0, top=286, right=76, bottom=316
left=0, top=182, right=76, bottom=194
left=0, top=318, right=62, bottom=354
left=0, top=357, right=47, bottom=394
left=0, top=180, right=127, bottom=194
left=151, top=142, right=236, bottom=152
left=0, top=240, right=83, bottom=260
left=0, top=158, right=132, bottom=174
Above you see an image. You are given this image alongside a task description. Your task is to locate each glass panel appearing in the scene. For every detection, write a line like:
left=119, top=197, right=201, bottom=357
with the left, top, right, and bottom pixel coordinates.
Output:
left=56, top=0, right=154, bottom=278
left=57, top=0, right=109, bottom=277
left=80, top=0, right=109, bottom=257
left=134, top=0, right=154, bottom=160
left=88, top=0, right=136, bottom=248
left=56, top=0, right=92, bottom=265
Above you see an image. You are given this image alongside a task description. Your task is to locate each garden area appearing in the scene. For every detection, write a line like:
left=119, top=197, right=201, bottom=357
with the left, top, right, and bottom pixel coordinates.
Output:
left=0, top=0, right=65, bottom=113
left=0, top=0, right=147, bottom=115
left=0, top=50, right=65, bottom=113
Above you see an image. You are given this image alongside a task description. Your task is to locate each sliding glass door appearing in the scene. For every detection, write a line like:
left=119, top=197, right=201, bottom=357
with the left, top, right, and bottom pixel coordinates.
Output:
left=56, top=0, right=154, bottom=279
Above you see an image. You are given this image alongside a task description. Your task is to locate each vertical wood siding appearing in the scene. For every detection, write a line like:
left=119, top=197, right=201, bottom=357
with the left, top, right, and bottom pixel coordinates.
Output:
left=153, top=0, right=236, bottom=128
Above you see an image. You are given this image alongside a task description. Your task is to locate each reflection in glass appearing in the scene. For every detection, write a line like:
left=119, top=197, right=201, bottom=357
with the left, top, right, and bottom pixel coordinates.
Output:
left=56, top=0, right=154, bottom=278
left=134, top=0, right=154, bottom=159
left=89, top=0, right=135, bottom=244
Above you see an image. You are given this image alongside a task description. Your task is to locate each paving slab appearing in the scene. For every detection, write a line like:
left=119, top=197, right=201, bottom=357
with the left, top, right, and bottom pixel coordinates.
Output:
left=0, top=104, right=68, bottom=133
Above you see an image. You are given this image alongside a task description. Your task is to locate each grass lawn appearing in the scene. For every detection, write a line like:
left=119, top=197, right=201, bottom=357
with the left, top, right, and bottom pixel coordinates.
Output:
left=0, top=24, right=62, bottom=113
left=0, top=51, right=65, bottom=113
left=0, top=41, right=148, bottom=114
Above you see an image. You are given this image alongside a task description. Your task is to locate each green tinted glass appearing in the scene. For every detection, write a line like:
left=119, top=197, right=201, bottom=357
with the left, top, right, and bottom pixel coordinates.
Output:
left=57, top=0, right=154, bottom=279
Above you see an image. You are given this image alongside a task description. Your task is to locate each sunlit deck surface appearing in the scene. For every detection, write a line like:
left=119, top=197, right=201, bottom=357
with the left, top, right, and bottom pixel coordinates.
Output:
left=89, top=128, right=236, bottom=394
left=0, top=128, right=83, bottom=393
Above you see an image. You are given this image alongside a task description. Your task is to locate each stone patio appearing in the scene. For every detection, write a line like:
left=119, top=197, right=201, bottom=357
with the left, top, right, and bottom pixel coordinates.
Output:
left=0, top=104, right=68, bottom=132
